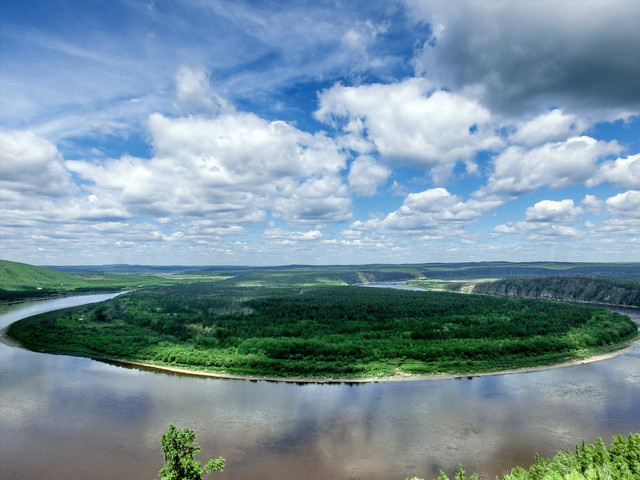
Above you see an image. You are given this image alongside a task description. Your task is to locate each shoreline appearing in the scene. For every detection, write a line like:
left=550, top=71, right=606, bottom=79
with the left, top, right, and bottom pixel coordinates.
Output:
left=0, top=289, right=128, bottom=307
left=3, top=328, right=638, bottom=384
left=95, top=335, right=639, bottom=384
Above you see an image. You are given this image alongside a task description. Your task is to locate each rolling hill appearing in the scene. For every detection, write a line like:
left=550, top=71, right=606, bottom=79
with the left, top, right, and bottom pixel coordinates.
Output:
left=0, top=259, right=81, bottom=291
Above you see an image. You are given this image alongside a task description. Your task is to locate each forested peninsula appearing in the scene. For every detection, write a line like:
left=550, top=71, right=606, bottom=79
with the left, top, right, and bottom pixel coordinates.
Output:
left=8, top=284, right=638, bottom=380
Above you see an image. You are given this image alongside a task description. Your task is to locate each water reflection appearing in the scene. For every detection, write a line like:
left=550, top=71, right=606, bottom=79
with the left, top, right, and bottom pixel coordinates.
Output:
left=1, top=297, right=638, bottom=480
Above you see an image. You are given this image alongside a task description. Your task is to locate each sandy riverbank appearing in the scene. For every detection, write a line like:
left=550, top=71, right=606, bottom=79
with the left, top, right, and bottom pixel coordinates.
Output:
left=3, top=331, right=637, bottom=384
left=97, top=335, right=639, bottom=384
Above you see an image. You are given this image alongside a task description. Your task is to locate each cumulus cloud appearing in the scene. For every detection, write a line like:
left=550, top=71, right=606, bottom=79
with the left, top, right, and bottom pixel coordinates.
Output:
left=494, top=198, right=584, bottom=237
left=348, top=155, right=391, bottom=197
left=581, top=195, right=603, bottom=214
left=495, top=192, right=640, bottom=241
left=380, top=187, right=500, bottom=233
left=66, top=110, right=350, bottom=226
left=524, top=199, right=579, bottom=223
left=408, top=0, right=640, bottom=118
left=589, top=154, right=640, bottom=190
left=0, top=130, right=72, bottom=198
left=263, top=224, right=323, bottom=244
left=509, top=109, right=590, bottom=147
left=478, top=136, right=622, bottom=197
left=271, top=175, right=352, bottom=227
left=148, top=112, right=344, bottom=181
left=315, top=78, right=502, bottom=184
left=605, top=190, right=640, bottom=217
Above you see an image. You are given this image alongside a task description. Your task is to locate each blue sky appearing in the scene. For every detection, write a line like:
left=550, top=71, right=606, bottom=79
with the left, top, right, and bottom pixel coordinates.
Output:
left=1, top=0, right=639, bottom=266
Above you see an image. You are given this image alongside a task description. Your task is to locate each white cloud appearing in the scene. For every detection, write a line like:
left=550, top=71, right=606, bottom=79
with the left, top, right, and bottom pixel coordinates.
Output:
left=589, top=153, right=640, bottom=190
left=509, top=109, right=590, bottom=147
left=605, top=190, right=640, bottom=217
left=494, top=222, right=581, bottom=238
left=173, top=65, right=230, bottom=114
left=479, top=136, right=622, bottom=197
left=581, top=195, right=603, bottom=214
left=380, top=188, right=499, bottom=233
left=147, top=112, right=344, bottom=181
left=346, top=218, right=382, bottom=232
left=494, top=192, right=640, bottom=241
left=315, top=78, right=502, bottom=184
left=185, top=221, right=246, bottom=238
left=66, top=110, right=350, bottom=226
left=263, top=225, right=323, bottom=244
left=271, top=175, right=352, bottom=227
left=534, top=225, right=582, bottom=237
left=0, top=130, right=72, bottom=198
left=524, top=199, right=578, bottom=223
left=348, top=156, right=391, bottom=197
left=494, top=198, right=583, bottom=237
left=595, top=218, right=640, bottom=237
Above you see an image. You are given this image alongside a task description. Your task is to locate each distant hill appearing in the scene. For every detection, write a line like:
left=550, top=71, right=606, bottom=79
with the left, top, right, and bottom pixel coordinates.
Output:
left=45, top=264, right=203, bottom=275
left=0, top=259, right=80, bottom=291
left=473, top=275, right=640, bottom=307
left=0, top=259, right=176, bottom=302
left=413, top=262, right=640, bottom=280
left=4, top=259, right=640, bottom=303
left=46, top=261, right=640, bottom=281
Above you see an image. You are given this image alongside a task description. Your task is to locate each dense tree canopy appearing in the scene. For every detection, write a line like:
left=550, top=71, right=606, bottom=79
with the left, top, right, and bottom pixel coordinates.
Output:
left=9, top=284, right=638, bottom=379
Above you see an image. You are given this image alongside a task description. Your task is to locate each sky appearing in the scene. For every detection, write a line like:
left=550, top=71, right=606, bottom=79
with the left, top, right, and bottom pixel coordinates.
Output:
left=1, top=0, right=639, bottom=266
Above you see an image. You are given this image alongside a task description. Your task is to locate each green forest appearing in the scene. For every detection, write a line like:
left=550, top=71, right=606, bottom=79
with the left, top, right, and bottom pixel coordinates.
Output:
left=9, top=284, right=638, bottom=379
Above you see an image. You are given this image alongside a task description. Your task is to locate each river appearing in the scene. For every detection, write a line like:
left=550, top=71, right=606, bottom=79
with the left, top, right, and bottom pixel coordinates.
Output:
left=0, top=293, right=639, bottom=480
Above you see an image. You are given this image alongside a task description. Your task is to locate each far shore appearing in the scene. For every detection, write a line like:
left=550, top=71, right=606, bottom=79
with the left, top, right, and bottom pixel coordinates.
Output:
left=94, top=336, right=639, bottom=384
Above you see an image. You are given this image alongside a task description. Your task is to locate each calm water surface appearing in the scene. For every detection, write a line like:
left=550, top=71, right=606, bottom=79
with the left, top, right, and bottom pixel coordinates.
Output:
left=1, top=294, right=639, bottom=480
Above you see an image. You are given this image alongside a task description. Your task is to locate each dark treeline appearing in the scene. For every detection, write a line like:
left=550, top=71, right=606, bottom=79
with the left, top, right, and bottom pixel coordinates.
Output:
left=474, top=276, right=640, bottom=307
left=9, top=285, right=639, bottom=379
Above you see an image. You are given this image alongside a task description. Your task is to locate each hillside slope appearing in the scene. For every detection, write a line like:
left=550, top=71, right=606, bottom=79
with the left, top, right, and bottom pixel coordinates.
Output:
left=473, top=275, right=640, bottom=307
left=0, top=259, right=176, bottom=302
left=0, top=259, right=80, bottom=291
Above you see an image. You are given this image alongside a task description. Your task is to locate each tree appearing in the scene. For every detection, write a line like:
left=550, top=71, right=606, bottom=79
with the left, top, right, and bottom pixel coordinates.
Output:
left=156, top=424, right=225, bottom=480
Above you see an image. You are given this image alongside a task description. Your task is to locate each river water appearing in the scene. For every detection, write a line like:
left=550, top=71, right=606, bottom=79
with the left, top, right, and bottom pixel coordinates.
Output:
left=1, top=293, right=639, bottom=480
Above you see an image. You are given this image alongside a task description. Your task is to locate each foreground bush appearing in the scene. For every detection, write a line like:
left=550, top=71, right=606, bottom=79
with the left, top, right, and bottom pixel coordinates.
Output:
left=407, top=432, right=640, bottom=480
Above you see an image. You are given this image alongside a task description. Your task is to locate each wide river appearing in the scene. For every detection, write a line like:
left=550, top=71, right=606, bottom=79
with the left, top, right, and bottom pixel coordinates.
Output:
left=1, top=293, right=639, bottom=480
